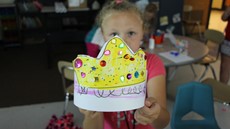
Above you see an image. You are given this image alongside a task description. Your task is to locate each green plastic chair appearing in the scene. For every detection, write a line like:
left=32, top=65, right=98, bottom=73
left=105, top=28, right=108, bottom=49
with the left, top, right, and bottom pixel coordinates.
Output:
left=171, top=81, right=220, bottom=129
left=195, top=29, right=224, bottom=81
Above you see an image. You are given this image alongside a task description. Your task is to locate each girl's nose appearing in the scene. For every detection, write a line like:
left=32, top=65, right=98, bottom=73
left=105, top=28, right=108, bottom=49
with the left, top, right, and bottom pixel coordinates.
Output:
left=119, top=34, right=127, bottom=42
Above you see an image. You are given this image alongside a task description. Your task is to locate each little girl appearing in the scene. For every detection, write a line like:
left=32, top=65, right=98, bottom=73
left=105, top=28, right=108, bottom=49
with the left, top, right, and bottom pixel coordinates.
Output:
left=79, top=0, right=170, bottom=129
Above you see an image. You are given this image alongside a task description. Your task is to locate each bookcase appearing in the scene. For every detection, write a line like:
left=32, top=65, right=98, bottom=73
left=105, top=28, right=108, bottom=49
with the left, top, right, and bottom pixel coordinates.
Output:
left=14, top=0, right=100, bottom=67
left=15, top=0, right=99, bottom=45
left=15, top=0, right=46, bottom=44
left=0, top=3, right=20, bottom=48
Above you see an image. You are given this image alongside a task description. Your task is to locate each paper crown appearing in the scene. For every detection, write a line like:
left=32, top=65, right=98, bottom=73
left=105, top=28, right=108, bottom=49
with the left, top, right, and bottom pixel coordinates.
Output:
left=73, top=36, right=147, bottom=90
left=73, top=36, right=147, bottom=111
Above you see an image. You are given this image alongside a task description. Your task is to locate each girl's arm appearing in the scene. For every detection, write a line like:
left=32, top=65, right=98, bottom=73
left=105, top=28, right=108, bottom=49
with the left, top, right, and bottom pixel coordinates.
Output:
left=222, top=6, right=230, bottom=21
left=147, top=75, right=170, bottom=129
left=79, top=109, right=104, bottom=129
left=134, top=75, right=170, bottom=129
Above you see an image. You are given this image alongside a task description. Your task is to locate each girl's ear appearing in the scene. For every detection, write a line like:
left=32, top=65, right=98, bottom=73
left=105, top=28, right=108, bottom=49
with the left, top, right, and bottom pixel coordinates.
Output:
left=100, top=28, right=107, bottom=41
left=100, top=27, right=103, bottom=34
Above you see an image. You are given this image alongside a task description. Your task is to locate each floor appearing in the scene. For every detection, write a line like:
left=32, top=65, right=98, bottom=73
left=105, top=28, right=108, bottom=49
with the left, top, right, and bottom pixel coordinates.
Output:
left=0, top=10, right=229, bottom=129
left=0, top=99, right=229, bottom=129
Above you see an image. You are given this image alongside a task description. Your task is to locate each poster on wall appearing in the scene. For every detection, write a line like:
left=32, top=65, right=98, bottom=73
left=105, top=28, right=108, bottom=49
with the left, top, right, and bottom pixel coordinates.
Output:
left=172, top=13, right=181, bottom=23
left=160, top=16, right=169, bottom=26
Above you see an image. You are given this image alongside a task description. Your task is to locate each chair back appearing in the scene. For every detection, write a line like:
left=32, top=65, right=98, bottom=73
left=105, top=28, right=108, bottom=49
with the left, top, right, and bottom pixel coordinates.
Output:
left=57, top=60, right=74, bottom=93
left=182, top=5, right=203, bottom=39
left=171, top=81, right=220, bottom=129
left=204, top=29, right=225, bottom=44
left=183, top=5, right=193, bottom=20
left=183, top=5, right=203, bottom=21
left=183, top=5, right=193, bottom=12
left=58, top=61, right=74, bottom=81
left=202, top=78, right=230, bottom=103
left=204, top=29, right=224, bottom=59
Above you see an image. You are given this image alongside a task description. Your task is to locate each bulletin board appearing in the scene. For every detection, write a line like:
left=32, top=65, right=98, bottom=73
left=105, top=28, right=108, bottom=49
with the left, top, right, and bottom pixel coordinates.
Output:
left=151, top=0, right=183, bottom=35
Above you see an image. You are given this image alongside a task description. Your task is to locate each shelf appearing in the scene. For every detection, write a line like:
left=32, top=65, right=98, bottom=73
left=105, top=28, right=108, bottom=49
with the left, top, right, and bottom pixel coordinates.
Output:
left=0, top=4, right=20, bottom=48
left=41, top=6, right=90, bottom=13
left=17, top=2, right=40, bottom=13
left=20, top=16, right=43, bottom=29
left=0, top=3, right=15, bottom=8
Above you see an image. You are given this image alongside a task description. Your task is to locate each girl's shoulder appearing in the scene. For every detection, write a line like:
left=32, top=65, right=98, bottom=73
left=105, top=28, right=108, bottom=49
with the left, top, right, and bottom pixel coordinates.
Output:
left=145, top=52, right=166, bottom=78
left=145, top=52, right=161, bottom=62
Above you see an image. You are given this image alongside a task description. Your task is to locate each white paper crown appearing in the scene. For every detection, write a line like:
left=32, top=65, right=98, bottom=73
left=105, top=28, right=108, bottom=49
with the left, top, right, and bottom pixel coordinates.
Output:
left=73, top=36, right=147, bottom=111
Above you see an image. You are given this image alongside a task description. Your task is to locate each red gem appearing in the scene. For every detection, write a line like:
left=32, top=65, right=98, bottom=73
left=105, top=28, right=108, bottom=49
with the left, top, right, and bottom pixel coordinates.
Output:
left=100, top=60, right=106, bottom=67
left=144, top=55, right=147, bottom=60
left=130, top=57, right=135, bottom=61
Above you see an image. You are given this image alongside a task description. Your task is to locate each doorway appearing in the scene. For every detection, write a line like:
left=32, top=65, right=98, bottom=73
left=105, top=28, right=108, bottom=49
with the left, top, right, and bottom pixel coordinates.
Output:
left=208, top=9, right=227, bottom=32
left=183, top=0, right=212, bottom=40
left=209, top=0, right=228, bottom=32
left=212, top=0, right=225, bottom=10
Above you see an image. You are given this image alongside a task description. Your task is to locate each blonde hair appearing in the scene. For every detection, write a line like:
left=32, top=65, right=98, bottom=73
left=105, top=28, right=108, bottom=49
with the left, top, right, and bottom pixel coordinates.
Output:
left=96, top=0, right=144, bottom=27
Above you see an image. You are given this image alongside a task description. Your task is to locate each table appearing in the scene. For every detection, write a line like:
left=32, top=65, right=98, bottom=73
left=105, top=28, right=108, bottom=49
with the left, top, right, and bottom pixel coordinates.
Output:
left=145, top=35, right=209, bottom=80
left=147, top=35, right=209, bottom=67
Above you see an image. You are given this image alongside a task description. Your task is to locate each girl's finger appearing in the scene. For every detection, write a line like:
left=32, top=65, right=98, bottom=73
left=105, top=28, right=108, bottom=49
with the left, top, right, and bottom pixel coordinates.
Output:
left=134, top=110, right=152, bottom=125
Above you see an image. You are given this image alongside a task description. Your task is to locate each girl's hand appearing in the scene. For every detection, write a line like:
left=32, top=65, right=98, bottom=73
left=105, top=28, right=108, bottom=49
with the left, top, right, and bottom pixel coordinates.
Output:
left=134, top=97, right=161, bottom=125
left=79, top=108, right=104, bottom=129
left=79, top=108, right=100, bottom=118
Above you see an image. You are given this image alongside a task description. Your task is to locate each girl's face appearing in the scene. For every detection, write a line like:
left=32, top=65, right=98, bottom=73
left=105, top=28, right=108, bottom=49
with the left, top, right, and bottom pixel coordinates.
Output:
left=101, top=11, right=144, bottom=52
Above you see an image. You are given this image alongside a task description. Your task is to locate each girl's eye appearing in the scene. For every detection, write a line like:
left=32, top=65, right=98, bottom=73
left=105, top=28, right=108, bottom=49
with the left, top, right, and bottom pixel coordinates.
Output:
left=128, top=31, right=136, bottom=37
left=110, top=32, right=118, bottom=37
